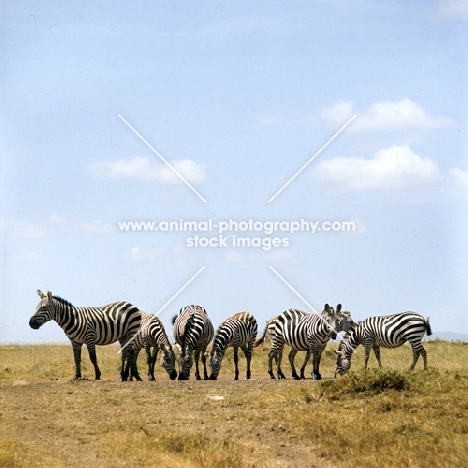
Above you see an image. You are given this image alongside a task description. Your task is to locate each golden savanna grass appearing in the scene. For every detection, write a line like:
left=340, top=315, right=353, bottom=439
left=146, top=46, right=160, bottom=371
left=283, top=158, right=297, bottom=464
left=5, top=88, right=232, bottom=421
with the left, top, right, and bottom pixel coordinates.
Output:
left=1, top=340, right=467, bottom=468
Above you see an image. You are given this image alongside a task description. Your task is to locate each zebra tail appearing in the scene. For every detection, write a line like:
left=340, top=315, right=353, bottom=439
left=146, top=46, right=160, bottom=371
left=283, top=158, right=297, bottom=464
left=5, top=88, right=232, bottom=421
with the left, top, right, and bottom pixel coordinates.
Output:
left=254, top=335, right=264, bottom=348
left=425, top=317, right=433, bottom=337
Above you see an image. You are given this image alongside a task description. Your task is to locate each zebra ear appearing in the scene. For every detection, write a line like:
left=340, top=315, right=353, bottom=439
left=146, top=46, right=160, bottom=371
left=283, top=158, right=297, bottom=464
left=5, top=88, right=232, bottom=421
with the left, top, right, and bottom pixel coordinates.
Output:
left=336, top=304, right=342, bottom=312
left=47, top=291, right=53, bottom=301
left=37, top=290, right=45, bottom=298
left=324, top=304, right=330, bottom=311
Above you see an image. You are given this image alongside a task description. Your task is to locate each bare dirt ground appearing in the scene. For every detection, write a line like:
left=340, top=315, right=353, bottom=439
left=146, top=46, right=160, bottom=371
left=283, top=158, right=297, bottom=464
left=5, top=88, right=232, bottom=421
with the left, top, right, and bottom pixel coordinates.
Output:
left=1, top=373, right=339, bottom=468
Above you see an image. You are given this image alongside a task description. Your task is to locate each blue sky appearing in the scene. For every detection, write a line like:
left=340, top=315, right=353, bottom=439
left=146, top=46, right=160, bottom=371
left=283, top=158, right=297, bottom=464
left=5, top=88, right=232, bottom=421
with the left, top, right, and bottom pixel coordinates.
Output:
left=1, top=0, right=467, bottom=344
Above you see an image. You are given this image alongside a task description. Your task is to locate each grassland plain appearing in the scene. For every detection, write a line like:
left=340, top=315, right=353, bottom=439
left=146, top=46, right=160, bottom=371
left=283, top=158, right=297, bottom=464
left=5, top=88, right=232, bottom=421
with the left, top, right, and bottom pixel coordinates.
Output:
left=1, top=340, right=467, bottom=468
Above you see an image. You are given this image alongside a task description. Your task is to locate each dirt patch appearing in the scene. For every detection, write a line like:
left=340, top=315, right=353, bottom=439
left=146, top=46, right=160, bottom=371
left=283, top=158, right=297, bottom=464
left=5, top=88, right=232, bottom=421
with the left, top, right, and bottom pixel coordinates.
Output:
left=0, top=375, right=337, bottom=468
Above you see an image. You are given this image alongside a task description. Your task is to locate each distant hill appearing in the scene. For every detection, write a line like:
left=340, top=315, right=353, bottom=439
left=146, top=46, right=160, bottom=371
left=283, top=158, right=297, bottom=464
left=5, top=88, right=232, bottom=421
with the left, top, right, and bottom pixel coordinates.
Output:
left=426, top=331, right=468, bottom=342
left=331, top=330, right=468, bottom=343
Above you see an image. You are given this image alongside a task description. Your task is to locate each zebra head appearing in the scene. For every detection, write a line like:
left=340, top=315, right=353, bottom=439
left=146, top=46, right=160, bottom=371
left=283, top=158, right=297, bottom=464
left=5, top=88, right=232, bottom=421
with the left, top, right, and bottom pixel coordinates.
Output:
left=29, top=290, right=56, bottom=329
left=334, top=330, right=355, bottom=377
left=160, top=344, right=177, bottom=380
left=320, top=304, right=338, bottom=338
left=334, top=306, right=357, bottom=334
left=335, top=348, right=351, bottom=377
left=207, top=347, right=223, bottom=380
left=177, top=347, right=193, bottom=380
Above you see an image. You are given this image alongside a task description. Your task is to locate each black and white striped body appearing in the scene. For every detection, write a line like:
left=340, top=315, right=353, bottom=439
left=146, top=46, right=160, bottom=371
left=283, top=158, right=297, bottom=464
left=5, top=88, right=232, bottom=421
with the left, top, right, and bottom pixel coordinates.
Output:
left=298, top=307, right=355, bottom=378
left=172, top=305, right=214, bottom=380
left=29, top=290, right=142, bottom=381
left=128, top=312, right=177, bottom=381
left=208, top=312, right=258, bottom=380
left=263, top=305, right=347, bottom=381
left=335, top=312, right=432, bottom=376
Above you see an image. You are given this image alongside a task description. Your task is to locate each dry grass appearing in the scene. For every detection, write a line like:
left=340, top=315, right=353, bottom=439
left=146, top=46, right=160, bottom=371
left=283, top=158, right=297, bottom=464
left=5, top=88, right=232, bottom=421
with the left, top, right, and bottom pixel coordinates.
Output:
left=1, top=340, right=467, bottom=468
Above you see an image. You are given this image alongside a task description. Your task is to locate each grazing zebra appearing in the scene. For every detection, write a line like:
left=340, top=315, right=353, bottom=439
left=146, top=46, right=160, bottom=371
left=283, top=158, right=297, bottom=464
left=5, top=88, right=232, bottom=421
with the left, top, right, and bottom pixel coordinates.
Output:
left=207, top=312, right=258, bottom=380
left=297, top=306, right=356, bottom=379
left=172, top=305, right=214, bottom=380
left=126, top=312, right=177, bottom=381
left=335, top=312, right=432, bottom=376
left=258, top=304, right=353, bottom=380
left=29, top=290, right=142, bottom=381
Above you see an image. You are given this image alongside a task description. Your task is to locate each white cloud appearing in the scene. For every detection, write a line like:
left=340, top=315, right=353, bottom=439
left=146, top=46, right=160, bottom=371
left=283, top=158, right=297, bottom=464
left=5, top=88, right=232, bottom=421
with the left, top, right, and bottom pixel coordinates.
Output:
left=49, top=213, right=67, bottom=225
left=450, top=167, right=468, bottom=188
left=311, top=145, right=441, bottom=191
left=0, top=219, right=49, bottom=239
left=322, top=98, right=453, bottom=132
left=87, top=157, right=206, bottom=184
left=436, top=0, right=468, bottom=19
left=79, top=220, right=115, bottom=234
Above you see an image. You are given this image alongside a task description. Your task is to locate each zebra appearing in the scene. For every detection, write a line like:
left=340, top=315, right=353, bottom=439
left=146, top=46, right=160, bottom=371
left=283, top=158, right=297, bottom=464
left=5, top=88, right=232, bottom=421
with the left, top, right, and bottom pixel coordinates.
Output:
left=29, top=290, right=142, bottom=381
left=126, top=312, right=177, bottom=381
left=297, top=306, right=356, bottom=378
left=257, top=304, right=353, bottom=380
left=335, top=312, right=432, bottom=376
left=172, top=305, right=214, bottom=380
left=207, top=312, right=258, bottom=380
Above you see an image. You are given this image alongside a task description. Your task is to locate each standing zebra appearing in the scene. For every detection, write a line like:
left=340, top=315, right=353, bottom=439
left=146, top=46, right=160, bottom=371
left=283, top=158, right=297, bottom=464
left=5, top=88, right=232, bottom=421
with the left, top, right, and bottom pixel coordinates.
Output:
left=126, top=312, right=177, bottom=381
left=207, top=312, right=258, bottom=380
left=298, top=306, right=355, bottom=379
left=172, top=305, right=214, bottom=380
left=29, top=290, right=142, bottom=381
left=259, top=305, right=352, bottom=380
left=335, top=312, right=432, bottom=376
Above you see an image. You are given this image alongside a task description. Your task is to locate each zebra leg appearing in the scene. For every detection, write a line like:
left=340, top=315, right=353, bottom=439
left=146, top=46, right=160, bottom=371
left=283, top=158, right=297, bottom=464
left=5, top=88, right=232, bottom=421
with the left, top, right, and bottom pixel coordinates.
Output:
left=194, top=350, right=202, bottom=380
left=233, top=347, right=240, bottom=380
left=129, top=347, right=142, bottom=381
left=148, top=346, right=158, bottom=381
left=373, top=346, right=382, bottom=368
left=300, top=351, right=311, bottom=379
left=421, top=346, right=428, bottom=370
left=85, top=340, right=101, bottom=380
left=242, top=345, right=252, bottom=380
left=267, top=348, right=276, bottom=379
left=288, top=349, right=300, bottom=380
left=364, top=343, right=373, bottom=370
left=201, top=349, right=210, bottom=380
left=409, top=344, right=423, bottom=371
left=276, top=346, right=287, bottom=380
left=127, top=345, right=142, bottom=381
left=72, top=342, right=83, bottom=380
left=310, top=348, right=322, bottom=381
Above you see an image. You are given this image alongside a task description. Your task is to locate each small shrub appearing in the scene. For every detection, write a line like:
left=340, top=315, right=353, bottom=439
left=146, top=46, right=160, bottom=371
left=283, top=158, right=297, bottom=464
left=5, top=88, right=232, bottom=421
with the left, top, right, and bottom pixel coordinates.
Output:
left=320, top=369, right=410, bottom=398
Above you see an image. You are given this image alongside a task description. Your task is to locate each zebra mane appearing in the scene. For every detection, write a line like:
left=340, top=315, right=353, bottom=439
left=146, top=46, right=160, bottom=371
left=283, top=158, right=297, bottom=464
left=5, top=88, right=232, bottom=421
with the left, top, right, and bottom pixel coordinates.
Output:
left=52, top=296, right=74, bottom=308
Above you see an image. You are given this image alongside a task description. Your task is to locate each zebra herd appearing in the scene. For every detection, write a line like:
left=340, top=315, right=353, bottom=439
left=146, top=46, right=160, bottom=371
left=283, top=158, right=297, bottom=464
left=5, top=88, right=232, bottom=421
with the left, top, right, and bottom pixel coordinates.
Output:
left=29, top=290, right=432, bottom=382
